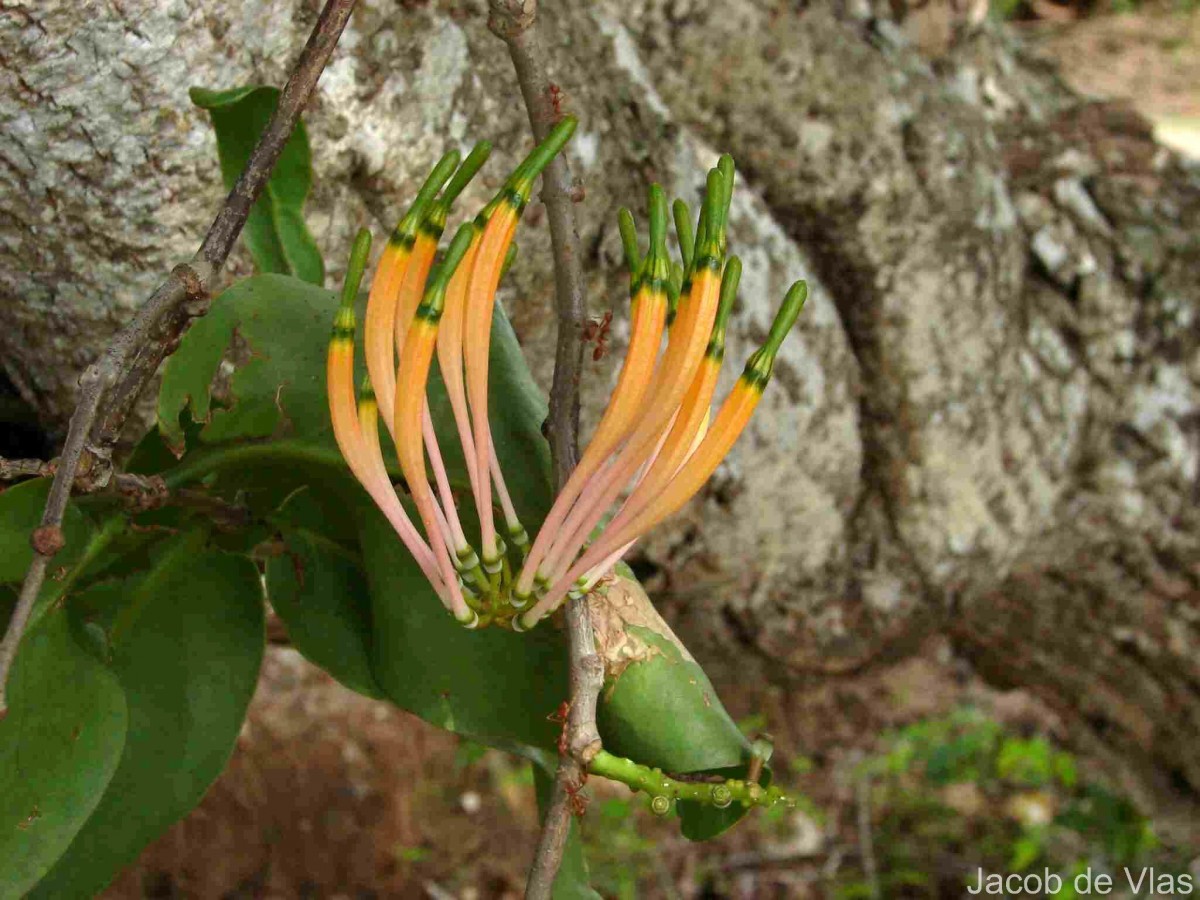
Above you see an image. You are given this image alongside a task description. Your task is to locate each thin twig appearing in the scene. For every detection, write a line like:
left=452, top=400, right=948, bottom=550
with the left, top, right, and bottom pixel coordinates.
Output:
left=855, top=765, right=881, bottom=900
left=0, top=457, right=53, bottom=481
left=489, top=0, right=586, bottom=491
left=486, top=3, right=603, bottom=897
left=0, top=0, right=358, bottom=717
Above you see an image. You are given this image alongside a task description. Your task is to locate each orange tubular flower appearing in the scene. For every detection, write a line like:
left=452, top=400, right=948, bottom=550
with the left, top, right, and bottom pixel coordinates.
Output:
left=398, top=146, right=493, bottom=568
left=523, top=164, right=732, bottom=608
left=438, top=221, right=527, bottom=565
left=521, top=279, right=809, bottom=629
left=327, top=229, right=446, bottom=598
left=328, top=130, right=809, bottom=633
left=513, top=186, right=671, bottom=604
left=463, top=118, right=578, bottom=579
left=365, top=151, right=459, bottom=439
left=394, top=224, right=479, bottom=626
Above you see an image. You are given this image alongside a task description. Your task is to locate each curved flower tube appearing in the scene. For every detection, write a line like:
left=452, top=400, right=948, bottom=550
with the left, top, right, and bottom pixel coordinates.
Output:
left=394, top=224, right=480, bottom=626
left=464, top=118, right=578, bottom=577
left=327, top=228, right=446, bottom=598
left=514, top=186, right=671, bottom=603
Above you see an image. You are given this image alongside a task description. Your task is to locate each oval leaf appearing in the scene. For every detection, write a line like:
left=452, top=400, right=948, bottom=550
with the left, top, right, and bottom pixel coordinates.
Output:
left=0, top=606, right=127, bottom=897
left=29, top=541, right=264, bottom=898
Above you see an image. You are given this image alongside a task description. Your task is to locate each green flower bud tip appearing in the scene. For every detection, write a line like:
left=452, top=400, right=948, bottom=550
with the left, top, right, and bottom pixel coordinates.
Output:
left=717, top=153, right=735, bottom=224
left=649, top=795, right=672, bottom=816
left=743, top=280, right=809, bottom=384
left=711, top=784, right=734, bottom=808
left=394, top=150, right=460, bottom=242
left=647, top=183, right=668, bottom=258
left=764, top=280, right=808, bottom=355
left=427, top=141, right=493, bottom=228
left=510, top=115, right=578, bottom=193
left=340, top=228, right=373, bottom=309
left=440, top=140, right=492, bottom=206
left=672, top=198, right=694, bottom=269
left=692, top=167, right=727, bottom=269
left=617, top=206, right=640, bottom=275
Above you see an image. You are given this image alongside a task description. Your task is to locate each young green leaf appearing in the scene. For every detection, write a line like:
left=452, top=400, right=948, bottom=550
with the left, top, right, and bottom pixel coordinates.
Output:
left=191, top=85, right=324, bottom=284
left=590, top=579, right=764, bottom=840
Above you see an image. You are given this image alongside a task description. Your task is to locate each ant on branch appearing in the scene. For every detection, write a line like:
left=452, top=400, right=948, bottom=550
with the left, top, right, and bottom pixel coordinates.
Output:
left=582, top=310, right=613, bottom=362
left=548, top=83, right=565, bottom=119
left=548, top=701, right=590, bottom=816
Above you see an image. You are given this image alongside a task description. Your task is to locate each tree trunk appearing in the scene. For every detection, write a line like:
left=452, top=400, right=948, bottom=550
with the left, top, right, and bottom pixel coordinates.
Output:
left=2, top=0, right=1197, bottom=836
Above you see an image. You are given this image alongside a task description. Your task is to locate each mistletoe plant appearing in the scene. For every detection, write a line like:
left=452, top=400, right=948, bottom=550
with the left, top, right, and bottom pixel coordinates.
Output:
left=0, top=80, right=805, bottom=900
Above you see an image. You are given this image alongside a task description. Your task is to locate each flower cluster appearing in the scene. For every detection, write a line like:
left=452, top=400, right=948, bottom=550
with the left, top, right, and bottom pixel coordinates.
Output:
left=327, top=117, right=807, bottom=631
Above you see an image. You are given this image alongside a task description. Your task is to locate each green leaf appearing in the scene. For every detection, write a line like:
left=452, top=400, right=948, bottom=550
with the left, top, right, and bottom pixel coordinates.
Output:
left=597, top=626, right=747, bottom=772
left=359, top=500, right=568, bottom=750
left=265, top=488, right=383, bottom=699
left=0, top=606, right=127, bottom=898
left=190, top=85, right=323, bottom=284
left=30, top=539, right=264, bottom=898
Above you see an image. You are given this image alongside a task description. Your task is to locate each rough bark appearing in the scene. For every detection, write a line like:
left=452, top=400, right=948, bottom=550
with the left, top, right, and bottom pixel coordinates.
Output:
left=2, top=0, right=1197, bottom=836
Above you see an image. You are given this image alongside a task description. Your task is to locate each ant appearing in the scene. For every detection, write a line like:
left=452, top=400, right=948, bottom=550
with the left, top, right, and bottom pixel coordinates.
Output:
left=548, top=83, right=566, bottom=119
left=582, top=310, right=613, bottom=362
left=548, top=701, right=590, bottom=816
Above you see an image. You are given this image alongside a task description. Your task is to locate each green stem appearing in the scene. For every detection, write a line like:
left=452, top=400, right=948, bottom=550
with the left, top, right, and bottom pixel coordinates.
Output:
left=587, top=749, right=795, bottom=816
left=40, top=514, right=125, bottom=615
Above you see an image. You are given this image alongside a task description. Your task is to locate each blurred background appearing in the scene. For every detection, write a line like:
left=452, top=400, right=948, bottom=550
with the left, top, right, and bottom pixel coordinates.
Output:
left=2, top=0, right=1198, bottom=896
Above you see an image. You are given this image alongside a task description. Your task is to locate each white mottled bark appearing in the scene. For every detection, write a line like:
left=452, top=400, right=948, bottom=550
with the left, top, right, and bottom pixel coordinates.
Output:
left=2, top=0, right=1197, bottom=831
